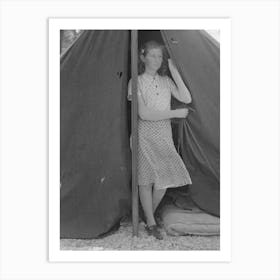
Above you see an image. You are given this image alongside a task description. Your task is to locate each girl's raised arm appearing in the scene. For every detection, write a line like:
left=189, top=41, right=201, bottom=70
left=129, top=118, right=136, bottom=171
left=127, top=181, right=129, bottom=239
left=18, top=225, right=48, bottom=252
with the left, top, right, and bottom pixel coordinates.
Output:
left=168, top=59, right=192, bottom=104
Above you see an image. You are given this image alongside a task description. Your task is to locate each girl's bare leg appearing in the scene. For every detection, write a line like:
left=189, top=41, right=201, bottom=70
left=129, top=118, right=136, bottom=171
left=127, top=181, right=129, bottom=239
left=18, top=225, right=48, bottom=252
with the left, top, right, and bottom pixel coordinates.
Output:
left=152, top=188, right=167, bottom=213
left=139, top=184, right=156, bottom=226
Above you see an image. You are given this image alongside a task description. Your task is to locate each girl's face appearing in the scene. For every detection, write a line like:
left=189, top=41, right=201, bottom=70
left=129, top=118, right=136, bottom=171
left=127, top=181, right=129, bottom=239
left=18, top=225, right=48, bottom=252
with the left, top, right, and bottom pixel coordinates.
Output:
left=142, top=47, right=163, bottom=72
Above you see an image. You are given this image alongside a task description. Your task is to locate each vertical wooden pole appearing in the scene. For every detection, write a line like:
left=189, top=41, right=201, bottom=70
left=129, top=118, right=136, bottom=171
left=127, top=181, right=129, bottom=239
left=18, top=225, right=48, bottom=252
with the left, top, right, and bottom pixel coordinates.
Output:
left=131, top=30, right=139, bottom=236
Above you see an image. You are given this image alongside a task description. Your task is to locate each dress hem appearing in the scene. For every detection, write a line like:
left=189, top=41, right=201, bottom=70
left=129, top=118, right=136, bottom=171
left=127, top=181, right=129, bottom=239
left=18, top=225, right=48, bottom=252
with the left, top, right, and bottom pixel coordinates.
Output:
left=138, top=181, right=192, bottom=190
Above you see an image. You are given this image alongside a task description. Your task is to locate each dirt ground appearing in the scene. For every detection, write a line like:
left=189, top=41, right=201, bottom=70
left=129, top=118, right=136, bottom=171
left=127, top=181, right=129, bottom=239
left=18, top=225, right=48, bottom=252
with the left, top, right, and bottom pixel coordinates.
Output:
left=60, top=220, right=220, bottom=251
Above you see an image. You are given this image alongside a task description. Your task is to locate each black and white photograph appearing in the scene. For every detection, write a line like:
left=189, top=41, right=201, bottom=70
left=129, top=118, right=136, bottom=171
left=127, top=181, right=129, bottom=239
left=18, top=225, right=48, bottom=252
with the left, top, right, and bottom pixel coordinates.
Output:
left=1, top=0, right=279, bottom=279
left=60, top=29, right=220, bottom=248
left=49, top=18, right=231, bottom=261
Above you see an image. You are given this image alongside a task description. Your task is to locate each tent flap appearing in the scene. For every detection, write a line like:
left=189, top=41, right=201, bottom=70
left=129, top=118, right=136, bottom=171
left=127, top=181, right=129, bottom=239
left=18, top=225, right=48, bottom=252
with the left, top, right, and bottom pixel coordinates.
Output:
left=162, top=30, right=220, bottom=216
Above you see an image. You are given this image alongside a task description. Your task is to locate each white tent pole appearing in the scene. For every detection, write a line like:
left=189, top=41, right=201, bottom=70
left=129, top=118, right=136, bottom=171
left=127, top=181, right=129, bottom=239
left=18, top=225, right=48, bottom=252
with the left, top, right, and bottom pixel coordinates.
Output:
left=131, top=30, right=139, bottom=236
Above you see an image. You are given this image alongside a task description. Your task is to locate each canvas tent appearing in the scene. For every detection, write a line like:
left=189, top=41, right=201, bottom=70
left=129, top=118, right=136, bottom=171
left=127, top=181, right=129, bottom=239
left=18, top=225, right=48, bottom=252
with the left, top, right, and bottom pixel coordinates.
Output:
left=60, top=30, right=220, bottom=239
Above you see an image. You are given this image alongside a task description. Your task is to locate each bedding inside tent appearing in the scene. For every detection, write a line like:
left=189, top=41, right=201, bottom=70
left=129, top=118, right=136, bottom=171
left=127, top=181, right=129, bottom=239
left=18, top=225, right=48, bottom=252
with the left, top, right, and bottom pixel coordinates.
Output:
left=60, top=30, right=220, bottom=238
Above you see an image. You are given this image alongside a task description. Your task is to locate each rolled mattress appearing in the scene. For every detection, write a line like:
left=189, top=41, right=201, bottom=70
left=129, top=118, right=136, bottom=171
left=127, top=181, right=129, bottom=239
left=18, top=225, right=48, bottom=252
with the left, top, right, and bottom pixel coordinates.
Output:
left=160, top=204, right=220, bottom=236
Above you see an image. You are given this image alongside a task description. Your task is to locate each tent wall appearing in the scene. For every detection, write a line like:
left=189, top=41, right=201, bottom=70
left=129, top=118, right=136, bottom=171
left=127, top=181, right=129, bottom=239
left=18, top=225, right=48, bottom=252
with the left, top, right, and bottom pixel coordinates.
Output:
left=162, top=30, right=220, bottom=216
left=60, top=30, right=131, bottom=238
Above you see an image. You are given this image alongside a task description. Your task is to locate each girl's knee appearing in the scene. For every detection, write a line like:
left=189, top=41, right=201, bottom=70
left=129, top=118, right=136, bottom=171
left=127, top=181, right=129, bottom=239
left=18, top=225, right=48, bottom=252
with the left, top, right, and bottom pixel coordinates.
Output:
left=154, top=188, right=166, bottom=194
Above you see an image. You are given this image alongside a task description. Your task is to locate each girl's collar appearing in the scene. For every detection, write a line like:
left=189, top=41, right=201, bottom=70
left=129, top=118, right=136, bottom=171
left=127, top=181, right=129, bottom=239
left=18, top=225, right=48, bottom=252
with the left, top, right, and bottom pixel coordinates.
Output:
left=142, top=72, right=159, bottom=80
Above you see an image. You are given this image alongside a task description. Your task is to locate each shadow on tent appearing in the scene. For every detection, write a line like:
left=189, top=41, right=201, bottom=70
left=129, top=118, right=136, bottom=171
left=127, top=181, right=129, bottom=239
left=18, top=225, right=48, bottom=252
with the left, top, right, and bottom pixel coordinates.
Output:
left=60, top=30, right=220, bottom=239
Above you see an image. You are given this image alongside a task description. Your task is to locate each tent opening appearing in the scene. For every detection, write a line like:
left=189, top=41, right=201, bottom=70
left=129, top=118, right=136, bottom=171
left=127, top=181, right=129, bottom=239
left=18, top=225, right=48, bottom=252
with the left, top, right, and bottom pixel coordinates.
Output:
left=127, top=30, right=195, bottom=222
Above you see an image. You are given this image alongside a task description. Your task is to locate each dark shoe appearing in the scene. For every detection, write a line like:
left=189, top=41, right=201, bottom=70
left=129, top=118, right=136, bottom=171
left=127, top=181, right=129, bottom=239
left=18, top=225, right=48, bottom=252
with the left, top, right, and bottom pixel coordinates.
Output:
left=145, top=225, right=163, bottom=240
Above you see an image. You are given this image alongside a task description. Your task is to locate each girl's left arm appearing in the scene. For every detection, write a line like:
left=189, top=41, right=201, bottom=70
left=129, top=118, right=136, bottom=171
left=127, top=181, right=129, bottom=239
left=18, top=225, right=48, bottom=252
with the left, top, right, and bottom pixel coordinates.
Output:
left=168, top=59, right=192, bottom=104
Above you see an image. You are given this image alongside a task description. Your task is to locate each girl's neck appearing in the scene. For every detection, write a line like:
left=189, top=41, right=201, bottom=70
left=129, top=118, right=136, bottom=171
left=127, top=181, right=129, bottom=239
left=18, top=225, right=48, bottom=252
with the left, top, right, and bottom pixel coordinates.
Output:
left=144, top=69, right=158, bottom=77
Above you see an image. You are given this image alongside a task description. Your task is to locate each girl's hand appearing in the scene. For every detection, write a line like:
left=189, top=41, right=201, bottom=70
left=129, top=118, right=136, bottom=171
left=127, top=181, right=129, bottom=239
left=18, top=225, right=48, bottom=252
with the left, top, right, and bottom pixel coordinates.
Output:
left=174, top=108, right=189, bottom=118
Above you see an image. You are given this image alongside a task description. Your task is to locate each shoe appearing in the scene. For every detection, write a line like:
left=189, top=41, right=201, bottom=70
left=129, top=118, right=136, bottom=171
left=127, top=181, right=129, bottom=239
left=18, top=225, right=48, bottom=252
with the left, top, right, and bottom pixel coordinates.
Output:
left=145, top=225, right=163, bottom=240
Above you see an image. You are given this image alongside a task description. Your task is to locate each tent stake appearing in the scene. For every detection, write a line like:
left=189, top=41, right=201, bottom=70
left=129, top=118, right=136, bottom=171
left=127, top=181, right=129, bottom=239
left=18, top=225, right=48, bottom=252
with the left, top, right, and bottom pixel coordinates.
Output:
left=131, top=30, right=139, bottom=237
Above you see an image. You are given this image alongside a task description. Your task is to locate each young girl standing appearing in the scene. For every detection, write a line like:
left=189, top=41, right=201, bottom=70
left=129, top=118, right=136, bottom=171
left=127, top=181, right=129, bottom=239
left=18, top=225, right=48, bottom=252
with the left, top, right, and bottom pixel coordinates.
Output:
left=128, top=40, right=192, bottom=240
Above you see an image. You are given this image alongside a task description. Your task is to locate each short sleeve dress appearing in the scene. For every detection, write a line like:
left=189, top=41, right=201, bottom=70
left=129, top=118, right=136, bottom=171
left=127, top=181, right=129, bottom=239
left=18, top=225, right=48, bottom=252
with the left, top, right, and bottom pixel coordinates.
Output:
left=128, top=73, right=192, bottom=190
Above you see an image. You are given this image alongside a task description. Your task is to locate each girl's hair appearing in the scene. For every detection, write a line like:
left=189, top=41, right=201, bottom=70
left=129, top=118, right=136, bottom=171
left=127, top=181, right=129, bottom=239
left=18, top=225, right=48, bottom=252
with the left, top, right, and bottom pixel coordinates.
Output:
left=138, top=40, right=169, bottom=76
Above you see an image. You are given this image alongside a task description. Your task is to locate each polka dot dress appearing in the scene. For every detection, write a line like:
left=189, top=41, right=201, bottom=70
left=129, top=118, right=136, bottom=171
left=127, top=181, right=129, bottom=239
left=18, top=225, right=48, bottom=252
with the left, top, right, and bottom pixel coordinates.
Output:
left=128, top=73, right=192, bottom=190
